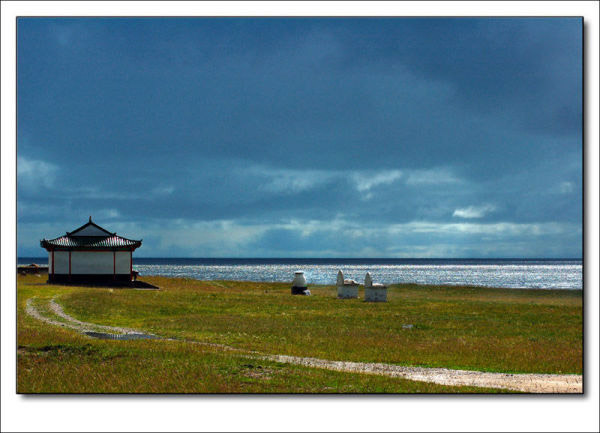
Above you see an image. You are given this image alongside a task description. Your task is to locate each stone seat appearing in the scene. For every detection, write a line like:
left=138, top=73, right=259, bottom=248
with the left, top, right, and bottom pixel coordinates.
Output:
left=364, top=272, right=387, bottom=302
left=337, top=270, right=359, bottom=299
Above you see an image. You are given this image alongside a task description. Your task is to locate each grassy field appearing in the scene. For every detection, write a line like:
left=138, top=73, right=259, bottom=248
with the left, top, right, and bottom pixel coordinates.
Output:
left=17, top=274, right=582, bottom=393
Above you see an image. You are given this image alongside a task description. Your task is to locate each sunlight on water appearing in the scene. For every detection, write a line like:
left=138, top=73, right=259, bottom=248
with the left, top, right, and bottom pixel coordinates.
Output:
left=18, top=258, right=582, bottom=289
left=131, top=261, right=582, bottom=289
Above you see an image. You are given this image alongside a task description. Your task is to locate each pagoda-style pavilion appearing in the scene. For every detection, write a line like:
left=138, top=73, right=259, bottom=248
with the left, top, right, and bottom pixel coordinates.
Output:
left=40, top=217, right=142, bottom=284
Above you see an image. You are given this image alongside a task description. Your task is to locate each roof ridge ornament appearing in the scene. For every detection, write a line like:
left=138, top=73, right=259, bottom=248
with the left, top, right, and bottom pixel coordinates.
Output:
left=89, top=215, right=92, bottom=223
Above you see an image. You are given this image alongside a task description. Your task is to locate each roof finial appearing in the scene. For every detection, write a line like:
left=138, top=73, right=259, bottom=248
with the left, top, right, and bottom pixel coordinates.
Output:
left=89, top=215, right=92, bottom=223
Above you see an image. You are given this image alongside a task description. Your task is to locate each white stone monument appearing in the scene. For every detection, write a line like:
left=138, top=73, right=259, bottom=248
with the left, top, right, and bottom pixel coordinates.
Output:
left=364, top=272, right=387, bottom=302
left=336, top=270, right=359, bottom=299
left=291, top=271, right=310, bottom=295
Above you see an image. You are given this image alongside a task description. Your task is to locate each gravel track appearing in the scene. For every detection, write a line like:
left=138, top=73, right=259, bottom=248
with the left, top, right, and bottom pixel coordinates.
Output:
left=259, top=354, right=582, bottom=393
left=26, top=297, right=155, bottom=339
left=26, top=298, right=86, bottom=332
left=25, top=297, right=582, bottom=393
left=48, top=298, right=141, bottom=334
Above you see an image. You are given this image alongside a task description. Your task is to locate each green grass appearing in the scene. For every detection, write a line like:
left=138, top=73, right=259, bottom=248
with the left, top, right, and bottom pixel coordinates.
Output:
left=17, top=274, right=581, bottom=393
left=18, top=339, right=505, bottom=393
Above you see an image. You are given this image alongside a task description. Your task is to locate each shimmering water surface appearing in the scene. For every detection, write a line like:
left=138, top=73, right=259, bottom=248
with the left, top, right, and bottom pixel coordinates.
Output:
left=20, top=258, right=581, bottom=289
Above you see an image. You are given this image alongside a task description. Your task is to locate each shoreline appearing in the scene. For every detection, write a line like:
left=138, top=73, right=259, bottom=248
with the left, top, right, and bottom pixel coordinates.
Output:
left=132, top=275, right=585, bottom=292
left=20, top=272, right=583, bottom=292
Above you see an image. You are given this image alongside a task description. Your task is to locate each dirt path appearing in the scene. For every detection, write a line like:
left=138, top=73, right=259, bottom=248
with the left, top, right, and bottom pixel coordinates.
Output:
left=259, top=354, right=581, bottom=393
left=26, top=297, right=85, bottom=332
left=48, top=298, right=141, bottom=334
left=26, top=297, right=156, bottom=339
left=24, top=297, right=582, bottom=393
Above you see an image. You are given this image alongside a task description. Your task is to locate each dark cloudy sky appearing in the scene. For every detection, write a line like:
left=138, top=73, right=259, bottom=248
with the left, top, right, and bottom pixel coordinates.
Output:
left=17, top=17, right=582, bottom=258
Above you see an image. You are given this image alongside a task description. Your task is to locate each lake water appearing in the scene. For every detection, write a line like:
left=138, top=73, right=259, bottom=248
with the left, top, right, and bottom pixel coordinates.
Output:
left=19, top=257, right=582, bottom=289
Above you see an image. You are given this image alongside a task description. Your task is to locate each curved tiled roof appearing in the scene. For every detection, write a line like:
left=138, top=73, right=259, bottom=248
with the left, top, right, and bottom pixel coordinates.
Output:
left=40, top=218, right=142, bottom=251
left=41, top=235, right=141, bottom=249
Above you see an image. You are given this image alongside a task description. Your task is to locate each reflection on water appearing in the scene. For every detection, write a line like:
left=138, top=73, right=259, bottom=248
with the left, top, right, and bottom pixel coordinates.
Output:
left=18, top=258, right=582, bottom=289
left=132, top=261, right=582, bottom=289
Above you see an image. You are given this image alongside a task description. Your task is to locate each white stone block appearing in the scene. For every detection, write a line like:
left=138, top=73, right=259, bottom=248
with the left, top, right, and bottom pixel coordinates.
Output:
left=364, top=286, right=387, bottom=302
left=337, top=284, right=359, bottom=299
left=336, top=269, right=359, bottom=298
left=364, top=272, right=387, bottom=302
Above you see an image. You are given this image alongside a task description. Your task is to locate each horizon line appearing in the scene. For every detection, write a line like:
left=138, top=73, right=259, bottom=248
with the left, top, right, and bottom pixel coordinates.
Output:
left=18, top=256, right=583, bottom=260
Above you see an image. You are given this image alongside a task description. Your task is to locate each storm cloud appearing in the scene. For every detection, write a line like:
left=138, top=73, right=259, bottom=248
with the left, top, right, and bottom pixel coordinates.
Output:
left=17, top=18, right=582, bottom=257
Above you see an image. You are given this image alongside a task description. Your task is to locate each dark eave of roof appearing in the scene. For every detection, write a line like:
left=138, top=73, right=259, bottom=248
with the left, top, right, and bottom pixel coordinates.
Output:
left=40, top=217, right=142, bottom=251
left=40, top=236, right=142, bottom=250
